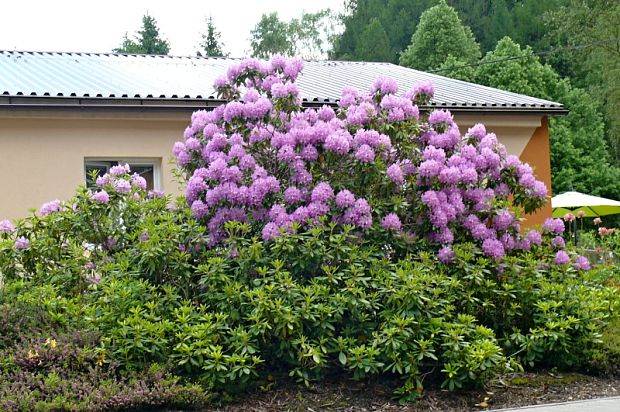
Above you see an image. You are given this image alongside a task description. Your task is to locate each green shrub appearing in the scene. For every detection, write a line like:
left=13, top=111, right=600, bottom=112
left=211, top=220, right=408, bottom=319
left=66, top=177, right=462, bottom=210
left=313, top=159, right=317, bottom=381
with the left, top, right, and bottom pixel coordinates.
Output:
left=0, top=56, right=619, bottom=406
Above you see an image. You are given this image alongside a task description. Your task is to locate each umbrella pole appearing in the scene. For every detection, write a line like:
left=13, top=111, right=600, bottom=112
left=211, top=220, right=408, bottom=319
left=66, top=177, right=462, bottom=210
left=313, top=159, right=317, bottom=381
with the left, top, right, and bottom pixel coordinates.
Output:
left=573, top=218, right=578, bottom=245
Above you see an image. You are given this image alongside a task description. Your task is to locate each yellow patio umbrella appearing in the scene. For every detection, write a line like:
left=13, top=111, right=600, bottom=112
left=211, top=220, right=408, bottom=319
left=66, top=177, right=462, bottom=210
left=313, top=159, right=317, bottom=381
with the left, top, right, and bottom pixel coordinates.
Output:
left=551, top=191, right=620, bottom=218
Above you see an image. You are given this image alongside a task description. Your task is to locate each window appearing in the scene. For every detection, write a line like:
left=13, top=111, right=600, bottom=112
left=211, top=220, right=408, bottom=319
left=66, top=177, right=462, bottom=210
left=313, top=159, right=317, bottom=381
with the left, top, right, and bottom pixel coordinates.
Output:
left=85, top=158, right=161, bottom=191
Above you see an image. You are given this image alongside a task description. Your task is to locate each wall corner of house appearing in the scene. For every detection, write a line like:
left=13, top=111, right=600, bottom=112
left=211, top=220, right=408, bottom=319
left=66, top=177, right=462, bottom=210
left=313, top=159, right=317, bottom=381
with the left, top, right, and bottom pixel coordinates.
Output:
left=520, top=115, right=553, bottom=227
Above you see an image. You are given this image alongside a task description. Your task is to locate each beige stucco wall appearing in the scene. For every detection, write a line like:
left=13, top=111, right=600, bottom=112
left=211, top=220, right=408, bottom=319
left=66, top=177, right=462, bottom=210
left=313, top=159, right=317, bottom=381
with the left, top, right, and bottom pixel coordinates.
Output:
left=455, top=113, right=553, bottom=227
left=454, top=113, right=543, bottom=157
left=0, top=111, right=189, bottom=220
left=0, top=110, right=548, bottom=222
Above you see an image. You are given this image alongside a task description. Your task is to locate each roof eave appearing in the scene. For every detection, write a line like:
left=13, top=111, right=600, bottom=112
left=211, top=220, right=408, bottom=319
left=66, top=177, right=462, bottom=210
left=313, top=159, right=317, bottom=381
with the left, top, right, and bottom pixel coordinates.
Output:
left=0, top=95, right=568, bottom=115
left=424, top=104, right=568, bottom=116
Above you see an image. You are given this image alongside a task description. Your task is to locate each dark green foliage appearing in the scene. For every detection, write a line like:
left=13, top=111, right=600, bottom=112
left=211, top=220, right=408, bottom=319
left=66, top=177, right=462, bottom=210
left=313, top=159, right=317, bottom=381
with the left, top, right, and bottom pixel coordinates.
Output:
left=435, top=55, right=476, bottom=82
left=355, top=18, right=393, bottom=62
left=0, top=283, right=86, bottom=353
left=331, top=0, right=435, bottom=62
left=468, top=36, right=620, bottom=200
left=545, top=0, right=620, bottom=161
left=113, top=14, right=170, bottom=55
left=198, top=16, right=227, bottom=57
left=0, top=289, right=208, bottom=410
left=1, top=172, right=618, bottom=405
left=399, top=0, right=481, bottom=71
left=445, top=0, right=566, bottom=54
left=474, top=37, right=546, bottom=97
left=331, top=0, right=565, bottom=63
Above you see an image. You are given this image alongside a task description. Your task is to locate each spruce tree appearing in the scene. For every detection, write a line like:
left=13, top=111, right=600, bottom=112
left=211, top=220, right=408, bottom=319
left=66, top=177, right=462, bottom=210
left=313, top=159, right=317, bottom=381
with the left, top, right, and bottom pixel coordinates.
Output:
left=114, top=14, right=170, bottom=55
left=198, top=16, right=226, bottom=57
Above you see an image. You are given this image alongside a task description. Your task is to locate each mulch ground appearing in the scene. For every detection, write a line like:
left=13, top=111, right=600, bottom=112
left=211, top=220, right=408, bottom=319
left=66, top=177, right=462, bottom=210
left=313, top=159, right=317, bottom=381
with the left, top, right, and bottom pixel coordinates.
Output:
left=200, top=371, right=620, bottom=411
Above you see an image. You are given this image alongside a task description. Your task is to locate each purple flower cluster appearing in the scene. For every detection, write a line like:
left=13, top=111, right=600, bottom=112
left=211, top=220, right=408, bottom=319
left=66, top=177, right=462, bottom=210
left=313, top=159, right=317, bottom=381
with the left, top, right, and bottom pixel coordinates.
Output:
left=175, top=56, right=563, bottom=264
left=554, top=250, right=570, bottom=265
left=148, top=189, right=165, bottom=198
left=381, top=213, right=402, bottom=231
left=131, top=174, right=147, bottom=190
left=91, top=190, right=110, bottom=204
left=14, top=236, right=30, bottom=250
left=92, top=166, right=147, bottom=200
left=109, top=163, right=130, bottom=176
left=573, top=255, right=591, bottom=271
left=0, top=219, right=15, bottom=234
left=438, top=246, right=455, bottom=263
left=113, top=179, right=131, bottom=194
left=542, top=218, right=565, bottom=234
left=403, top=81, right=434, bottom=105
left=371, top=76, right=399, bottom=95
left=39, top=199, right=61, bottom=217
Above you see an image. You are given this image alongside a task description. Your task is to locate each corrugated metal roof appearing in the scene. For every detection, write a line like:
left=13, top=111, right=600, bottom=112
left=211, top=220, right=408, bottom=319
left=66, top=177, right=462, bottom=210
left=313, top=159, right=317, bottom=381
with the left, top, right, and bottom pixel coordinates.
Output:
left=0, top=51, right=565, bottom=113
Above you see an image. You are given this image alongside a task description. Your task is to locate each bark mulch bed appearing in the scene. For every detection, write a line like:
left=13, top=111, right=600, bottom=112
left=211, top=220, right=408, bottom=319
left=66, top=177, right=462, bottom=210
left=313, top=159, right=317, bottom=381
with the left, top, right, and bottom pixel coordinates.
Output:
left=201, top=371, right=620, bottom=412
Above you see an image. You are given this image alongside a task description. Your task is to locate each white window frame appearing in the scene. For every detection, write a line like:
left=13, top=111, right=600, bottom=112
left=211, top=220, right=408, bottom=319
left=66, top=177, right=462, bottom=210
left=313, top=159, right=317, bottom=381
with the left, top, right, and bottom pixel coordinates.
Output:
left=84, top=158, right=162, bottom=190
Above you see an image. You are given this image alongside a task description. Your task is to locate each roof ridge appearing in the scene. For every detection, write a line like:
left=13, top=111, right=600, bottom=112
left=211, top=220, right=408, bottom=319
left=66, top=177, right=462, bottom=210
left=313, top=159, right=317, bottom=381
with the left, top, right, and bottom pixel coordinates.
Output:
left=0, top=50, right=242, bottom=60
left=0, top=50, right=402, bottom=65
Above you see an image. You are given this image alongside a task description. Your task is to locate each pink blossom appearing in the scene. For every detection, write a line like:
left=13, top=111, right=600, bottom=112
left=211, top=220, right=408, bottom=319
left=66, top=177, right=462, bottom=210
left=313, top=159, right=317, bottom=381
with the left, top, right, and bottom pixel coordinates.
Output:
left=0, top=219, right=15, bottom=233
left=91, top=191, right=110, bottom=204
left=387, top=164, right=404, bottom=184
left=109, top=164, right=130, bottom=176
left=563, top=213, right=575, bottom=222
left=574, top=255, right=591, bottom=271
left=355, top=144, right=375, bottom=163
left=554, top=250, right=570, bottom=265
left=542, top=218, right=565, bottom=234
left=15, top=236, right=30, bottom=250
left=39, top=199, right=61, bottom=216
left=148, top=190, right=165, bottom=198
left=381, top=213, right=402, bottom=231
left=113, top=179, right=131, bottom=194
left=131, top=174, right=147, bottom=190
left=438, top=246, right=455, bottom=264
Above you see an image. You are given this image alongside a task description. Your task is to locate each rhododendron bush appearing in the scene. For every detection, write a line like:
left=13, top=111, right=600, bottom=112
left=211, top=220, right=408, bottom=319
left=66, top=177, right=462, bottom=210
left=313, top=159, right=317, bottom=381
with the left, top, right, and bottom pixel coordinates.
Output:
left=0, top=57, right=618, bottom=407
left=173, top=56, right=579, bottom=267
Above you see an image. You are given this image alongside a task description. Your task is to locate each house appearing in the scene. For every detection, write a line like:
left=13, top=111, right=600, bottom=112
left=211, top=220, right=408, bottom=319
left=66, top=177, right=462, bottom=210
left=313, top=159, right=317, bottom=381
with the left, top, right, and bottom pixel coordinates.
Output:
left=0, top=51, right=566, bottom=224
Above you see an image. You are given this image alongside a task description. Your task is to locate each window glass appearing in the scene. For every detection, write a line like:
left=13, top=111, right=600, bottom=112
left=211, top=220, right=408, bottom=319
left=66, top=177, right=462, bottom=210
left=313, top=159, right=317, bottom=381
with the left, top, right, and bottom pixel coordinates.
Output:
left=85, top=159, right=159, bottom=190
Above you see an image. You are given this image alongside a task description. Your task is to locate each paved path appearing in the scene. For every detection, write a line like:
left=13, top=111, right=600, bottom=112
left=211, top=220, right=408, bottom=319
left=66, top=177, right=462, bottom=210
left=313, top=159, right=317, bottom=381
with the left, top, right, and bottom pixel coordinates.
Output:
left=496, top=396, right=620, bottom=411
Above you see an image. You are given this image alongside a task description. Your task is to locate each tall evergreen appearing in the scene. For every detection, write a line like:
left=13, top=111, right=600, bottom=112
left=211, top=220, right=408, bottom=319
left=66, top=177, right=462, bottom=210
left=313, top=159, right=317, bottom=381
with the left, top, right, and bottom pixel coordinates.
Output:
left=399, top=0, right=480, bottom=71
left=114, top=14, right=170, bottom=55
left=356, top=18, right=393, bottom=62
left=198, top=16, right=227, bottom=57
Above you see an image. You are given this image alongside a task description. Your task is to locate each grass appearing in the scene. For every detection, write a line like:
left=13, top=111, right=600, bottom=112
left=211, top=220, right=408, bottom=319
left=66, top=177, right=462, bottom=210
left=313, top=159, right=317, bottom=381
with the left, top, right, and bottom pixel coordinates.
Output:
left=507, top=373, right=585, bottom=387
left=602, top=315, right=620, bottom=357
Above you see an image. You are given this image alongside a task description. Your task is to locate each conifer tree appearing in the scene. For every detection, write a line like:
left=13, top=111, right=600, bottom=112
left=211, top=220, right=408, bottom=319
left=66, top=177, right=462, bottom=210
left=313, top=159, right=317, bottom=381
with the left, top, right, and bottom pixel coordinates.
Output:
left=399, top=0, right=480, bottom=70
left=198, top=16, right=227, bottom=57
left=114, top=14, right=170, bottom=55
